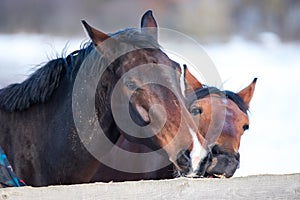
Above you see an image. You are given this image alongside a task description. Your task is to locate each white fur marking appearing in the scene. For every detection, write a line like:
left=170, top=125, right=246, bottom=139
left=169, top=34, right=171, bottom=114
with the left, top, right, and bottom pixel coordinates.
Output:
left=180, top=64, right=186, bottom=97
left=189, top=128, right=207, bottom=172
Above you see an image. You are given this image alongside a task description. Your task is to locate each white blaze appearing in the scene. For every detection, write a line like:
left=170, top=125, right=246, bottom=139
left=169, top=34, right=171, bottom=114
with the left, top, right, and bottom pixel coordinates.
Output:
left=189, top=128, right=207, bottom=173
left=179, top=64, right=186, bottom=97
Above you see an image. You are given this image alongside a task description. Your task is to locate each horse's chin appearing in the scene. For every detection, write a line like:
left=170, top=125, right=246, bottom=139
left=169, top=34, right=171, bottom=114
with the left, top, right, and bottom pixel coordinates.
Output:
left=204, top=173, right=227, bottom=179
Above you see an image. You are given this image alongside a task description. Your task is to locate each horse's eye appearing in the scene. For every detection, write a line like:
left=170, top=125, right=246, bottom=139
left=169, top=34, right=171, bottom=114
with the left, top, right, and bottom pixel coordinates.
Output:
left=125, top=81, right=138, bottom=91
left=190, top=107, right=202, bottom=116
left=243, top=124, right=249, bottom=131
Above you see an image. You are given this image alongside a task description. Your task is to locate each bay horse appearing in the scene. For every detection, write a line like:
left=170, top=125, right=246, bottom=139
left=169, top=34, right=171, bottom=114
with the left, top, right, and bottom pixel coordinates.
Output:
left=183, top=65, right=257, bottom=178
left=0, top=11, right=211, bottom=186
left=92, top=65, right=257, bottom=181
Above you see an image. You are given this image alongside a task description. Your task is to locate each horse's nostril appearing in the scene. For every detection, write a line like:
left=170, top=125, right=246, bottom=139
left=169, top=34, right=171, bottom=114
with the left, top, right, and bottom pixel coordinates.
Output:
left=235, top=152, right=240, bottom=161
left=211, top=145, right=221, bottom=155
left=176, top=149, right=191, bottom=170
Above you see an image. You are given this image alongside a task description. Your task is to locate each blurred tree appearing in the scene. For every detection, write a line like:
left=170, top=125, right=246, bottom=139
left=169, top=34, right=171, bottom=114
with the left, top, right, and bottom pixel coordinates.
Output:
left=179, top=0, right=232, bottom=42
left=0, top=0, right=299, bottom=41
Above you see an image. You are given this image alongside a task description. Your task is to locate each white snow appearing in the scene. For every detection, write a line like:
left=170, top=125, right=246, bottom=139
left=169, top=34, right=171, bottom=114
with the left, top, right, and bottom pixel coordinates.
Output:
left=205, top=36, right=300, bottom=177
left=0, top=34, right=299, bottom=177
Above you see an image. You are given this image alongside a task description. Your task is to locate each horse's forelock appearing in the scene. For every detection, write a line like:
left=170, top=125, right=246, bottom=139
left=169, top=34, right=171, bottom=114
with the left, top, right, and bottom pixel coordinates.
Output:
left=187, top=87, right=248, bottom=114
left=109, top=28, right=160, bottom=49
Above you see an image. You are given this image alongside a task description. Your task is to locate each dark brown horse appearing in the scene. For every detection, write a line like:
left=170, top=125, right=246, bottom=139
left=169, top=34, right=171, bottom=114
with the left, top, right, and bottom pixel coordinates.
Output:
left=92, top=65, right=257, bottom=181
left=0, top=11, right=211, bottom=186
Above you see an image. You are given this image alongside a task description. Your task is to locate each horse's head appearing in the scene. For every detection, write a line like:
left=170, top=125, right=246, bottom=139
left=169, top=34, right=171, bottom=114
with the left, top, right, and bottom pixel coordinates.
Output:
left=81, top=11, right=211, bottom=177
left=184, top=66, right=257, bottom=178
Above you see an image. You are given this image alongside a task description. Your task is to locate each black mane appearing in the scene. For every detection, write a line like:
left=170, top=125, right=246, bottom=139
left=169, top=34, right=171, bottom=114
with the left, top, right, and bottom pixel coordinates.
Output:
left=188, top=87, right=248, bottom=114
left=0, top=43, right=94, bottom=112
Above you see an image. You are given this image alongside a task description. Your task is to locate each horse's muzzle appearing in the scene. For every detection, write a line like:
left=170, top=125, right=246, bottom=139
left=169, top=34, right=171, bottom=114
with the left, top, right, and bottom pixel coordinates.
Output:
left=175, top=148, right=212, bottom=177
left=205, top=145, right=240, bottom=178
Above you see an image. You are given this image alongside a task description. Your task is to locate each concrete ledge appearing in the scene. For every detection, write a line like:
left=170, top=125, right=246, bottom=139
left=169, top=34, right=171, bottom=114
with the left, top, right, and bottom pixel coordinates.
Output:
left=0, top=174, right=299, bottom=200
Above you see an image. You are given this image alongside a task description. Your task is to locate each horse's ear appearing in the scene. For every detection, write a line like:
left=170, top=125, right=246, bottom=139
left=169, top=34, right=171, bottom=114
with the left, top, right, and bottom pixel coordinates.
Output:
left=237, top=78, right=257, bottom=109
left=141, top=10, right=158, bottom=41
left=81, top=20, right=110, bottom=46
left=183, top=64, right=203, bottom=96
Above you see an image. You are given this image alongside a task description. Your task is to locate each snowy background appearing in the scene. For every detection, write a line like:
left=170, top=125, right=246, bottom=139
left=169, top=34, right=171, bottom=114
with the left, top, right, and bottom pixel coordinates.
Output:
left=0, top=33, right=299, bottom=177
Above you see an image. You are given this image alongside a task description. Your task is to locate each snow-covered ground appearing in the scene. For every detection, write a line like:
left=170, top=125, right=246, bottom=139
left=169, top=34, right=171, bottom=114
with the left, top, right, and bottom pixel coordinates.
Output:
left=0, top=34, right=299, bottom=177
